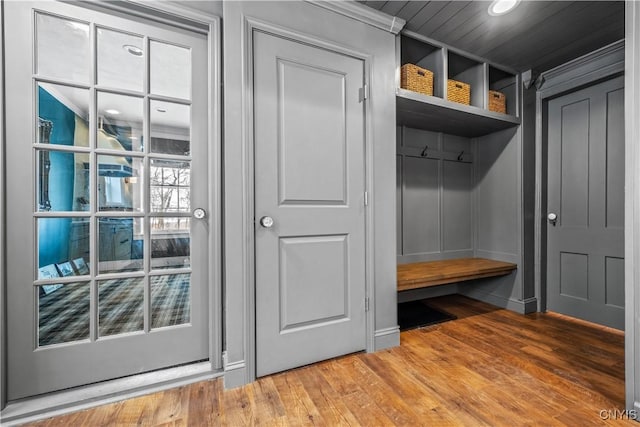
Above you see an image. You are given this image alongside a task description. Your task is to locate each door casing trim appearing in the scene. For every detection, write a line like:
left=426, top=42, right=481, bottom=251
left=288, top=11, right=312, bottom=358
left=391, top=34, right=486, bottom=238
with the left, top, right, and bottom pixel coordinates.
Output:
left=534, top=39, right=624, bottom=313
left=235, top=15, right=375, bottom=385
left=0, top=0, right=222, bottom=415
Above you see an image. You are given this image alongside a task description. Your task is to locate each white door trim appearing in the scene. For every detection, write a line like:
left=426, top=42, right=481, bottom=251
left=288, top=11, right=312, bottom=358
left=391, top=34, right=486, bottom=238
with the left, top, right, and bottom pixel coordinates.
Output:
left=0, top=0, right=222, bottom=418
left=231, top=15, right=375, bottom=386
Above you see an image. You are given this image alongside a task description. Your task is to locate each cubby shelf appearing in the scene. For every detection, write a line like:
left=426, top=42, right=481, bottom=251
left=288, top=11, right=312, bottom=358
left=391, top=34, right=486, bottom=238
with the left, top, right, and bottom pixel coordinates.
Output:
left=396, top=88, right=521, bottom=138
left=397, top=31, right=521, bottom=137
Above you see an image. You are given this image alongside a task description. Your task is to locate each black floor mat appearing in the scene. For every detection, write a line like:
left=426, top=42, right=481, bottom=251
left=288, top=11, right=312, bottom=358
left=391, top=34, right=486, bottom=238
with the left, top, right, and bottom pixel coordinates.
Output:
left=398, top=300, right=457, bottom=331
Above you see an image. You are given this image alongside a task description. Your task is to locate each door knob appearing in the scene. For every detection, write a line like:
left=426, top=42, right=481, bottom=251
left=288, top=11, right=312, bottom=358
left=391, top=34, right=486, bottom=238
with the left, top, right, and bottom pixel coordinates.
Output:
left=193, top=208, right=207, bottom=219
left=260, top=216, right=274, bottom=228
left=547, top=212, right=557, bottom=226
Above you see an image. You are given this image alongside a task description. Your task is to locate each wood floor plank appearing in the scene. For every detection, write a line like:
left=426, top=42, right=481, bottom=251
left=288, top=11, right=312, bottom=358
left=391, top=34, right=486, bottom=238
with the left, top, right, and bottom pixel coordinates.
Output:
left=24, top=295, right=633, bottom=427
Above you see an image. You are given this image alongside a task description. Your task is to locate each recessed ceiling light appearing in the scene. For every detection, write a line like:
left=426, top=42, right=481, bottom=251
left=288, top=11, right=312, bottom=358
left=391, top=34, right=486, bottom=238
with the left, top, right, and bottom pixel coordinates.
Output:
left=156, top=108, right=167, bottom=113
left=105, top=109, right=120, bottom=115
left=123, top=44, right=143, bottom=57
left=488, top=0, right=520, bottom=16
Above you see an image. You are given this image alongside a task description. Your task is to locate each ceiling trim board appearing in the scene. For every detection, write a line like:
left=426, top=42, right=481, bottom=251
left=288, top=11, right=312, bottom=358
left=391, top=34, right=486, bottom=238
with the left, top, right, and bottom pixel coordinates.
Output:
left=380, top=1, right=409, bottom=17
left=457, top=1, right=577, bottom=58
left=310, top=0, right=405, bottom=34
left=429, top=2, right=485, bottom=42
left=416, top=1, right=474, bottom=35
left=529, top=11, right=624, bottom=72
left=481, top=2, right=600, bottom=60
left=405, top=1, right=449, bottom=32
left=487, top=3, right=624, bottom=71
left=395, top=1, right=430, bottom=23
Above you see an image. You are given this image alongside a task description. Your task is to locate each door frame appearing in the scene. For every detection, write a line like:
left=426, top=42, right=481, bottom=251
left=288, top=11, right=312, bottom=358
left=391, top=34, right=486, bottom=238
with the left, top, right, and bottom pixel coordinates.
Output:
left=534, top=38, right=633, bottom=406
left=236, top=17, right=375, bottom=384
left=0, top=0, right=222, bottom=417
left=534, top=40, right=625, bottom=313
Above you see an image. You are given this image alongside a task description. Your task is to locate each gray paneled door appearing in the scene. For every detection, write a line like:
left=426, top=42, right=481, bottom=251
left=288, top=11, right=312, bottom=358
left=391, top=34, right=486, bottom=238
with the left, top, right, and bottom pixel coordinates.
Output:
left=547, top=75, right=624, bottom=329
left=253, top=30, right=367, bottom=376
left=4, top=1, right=209, bottom=399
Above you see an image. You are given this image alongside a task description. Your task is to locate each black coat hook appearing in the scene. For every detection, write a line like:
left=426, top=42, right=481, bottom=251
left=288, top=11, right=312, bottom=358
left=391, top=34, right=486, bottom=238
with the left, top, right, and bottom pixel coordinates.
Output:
left=457, top=150, right=464, bottom=161
left=421, top=145, right=428, bottom=157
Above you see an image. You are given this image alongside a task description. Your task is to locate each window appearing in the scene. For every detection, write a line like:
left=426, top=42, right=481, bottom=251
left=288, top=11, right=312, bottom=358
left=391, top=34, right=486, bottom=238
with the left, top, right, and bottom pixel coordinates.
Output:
left=150, top=159, right=190, bottom=231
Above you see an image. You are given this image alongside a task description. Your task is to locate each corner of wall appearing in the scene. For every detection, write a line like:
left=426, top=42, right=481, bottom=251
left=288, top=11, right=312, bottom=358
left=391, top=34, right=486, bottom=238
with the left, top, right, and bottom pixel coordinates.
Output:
left=0, top=0, right=7, bottom=411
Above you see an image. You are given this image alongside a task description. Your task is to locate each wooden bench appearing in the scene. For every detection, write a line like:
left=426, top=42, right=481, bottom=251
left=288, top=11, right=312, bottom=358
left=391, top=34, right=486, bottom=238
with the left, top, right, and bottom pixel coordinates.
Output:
left=397, top=257, right=517, bottom=292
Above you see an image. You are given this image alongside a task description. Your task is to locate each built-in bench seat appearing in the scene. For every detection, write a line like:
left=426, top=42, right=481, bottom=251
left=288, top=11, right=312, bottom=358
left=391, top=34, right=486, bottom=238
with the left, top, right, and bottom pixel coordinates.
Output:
left=397, top=257, right=517, bottom=292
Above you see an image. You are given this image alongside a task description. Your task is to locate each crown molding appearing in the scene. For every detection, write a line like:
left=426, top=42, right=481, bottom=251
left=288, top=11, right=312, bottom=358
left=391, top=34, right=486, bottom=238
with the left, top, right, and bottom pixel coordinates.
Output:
left=308, top=0, right=405, bottom=34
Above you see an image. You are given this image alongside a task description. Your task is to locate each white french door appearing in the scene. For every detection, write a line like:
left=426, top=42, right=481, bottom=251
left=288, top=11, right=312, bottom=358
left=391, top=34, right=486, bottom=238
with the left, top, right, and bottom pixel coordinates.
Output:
left=4, top=1, right=210, bottom=399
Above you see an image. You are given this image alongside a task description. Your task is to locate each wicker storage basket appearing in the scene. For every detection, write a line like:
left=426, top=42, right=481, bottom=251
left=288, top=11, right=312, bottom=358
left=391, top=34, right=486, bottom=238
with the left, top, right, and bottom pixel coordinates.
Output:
left=401, top=64, right=434, bottom=96
left=447, top=79, right=471, bottom=105
left=488, top=90, right=506, bottom=113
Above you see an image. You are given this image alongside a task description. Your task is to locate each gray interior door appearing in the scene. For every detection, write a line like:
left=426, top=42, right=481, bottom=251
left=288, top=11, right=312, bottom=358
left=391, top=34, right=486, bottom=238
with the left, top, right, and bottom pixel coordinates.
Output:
left=4, top=1, right=210, bottom=399
left=547, top=75, right=624, bottom=329
left=253, top=30, right=367, bottom=376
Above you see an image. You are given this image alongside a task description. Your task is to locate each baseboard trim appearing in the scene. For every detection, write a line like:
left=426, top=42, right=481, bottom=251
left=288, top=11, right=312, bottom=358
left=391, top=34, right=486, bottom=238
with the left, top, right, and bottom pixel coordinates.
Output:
left=0, top=362, right=221, bottom=426
left=223, top=359, right=249, bottom=389
left=461, top=289, right=537, bottom=314
left=373, top=326, right=400, bottom=351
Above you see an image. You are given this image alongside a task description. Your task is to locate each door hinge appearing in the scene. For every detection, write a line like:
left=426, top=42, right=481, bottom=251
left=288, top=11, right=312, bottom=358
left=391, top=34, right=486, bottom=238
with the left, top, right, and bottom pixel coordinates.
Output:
left=364, top=191, right=369, bottom=206
left=359, top=84, right=369, bottom=102
left=365, top=297, right=370, bottom=312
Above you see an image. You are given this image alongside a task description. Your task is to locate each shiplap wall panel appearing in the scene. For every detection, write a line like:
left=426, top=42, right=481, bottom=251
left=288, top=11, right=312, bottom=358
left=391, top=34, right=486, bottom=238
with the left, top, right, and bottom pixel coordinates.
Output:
left=358, top=1, right=623, bottom=73
left=395, top=2, right=427, bottom=22
left=476, top=128, right=519, bottom=256
left=379, top=1, right=408, bottom=17
left=397, top=128, right=473, bottom=261
left=414, top=2, right=473, bottom=34
left=442, top=160, right=472, bottom=252
left=403, top=156, right=440, bottom=255
left=483, top=2, right=622, bottom=71
left=460, top=2, right=576, bottom=55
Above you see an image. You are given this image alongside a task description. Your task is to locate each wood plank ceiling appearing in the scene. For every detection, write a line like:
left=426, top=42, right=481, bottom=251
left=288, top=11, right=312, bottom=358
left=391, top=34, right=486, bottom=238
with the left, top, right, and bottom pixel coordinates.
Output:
left=359, top=1, right=624, bottom=73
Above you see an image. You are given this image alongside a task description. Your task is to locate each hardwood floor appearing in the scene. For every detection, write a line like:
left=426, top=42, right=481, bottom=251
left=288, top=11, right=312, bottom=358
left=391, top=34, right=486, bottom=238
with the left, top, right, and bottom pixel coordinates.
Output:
left=25, top=295, right=635, bottom=426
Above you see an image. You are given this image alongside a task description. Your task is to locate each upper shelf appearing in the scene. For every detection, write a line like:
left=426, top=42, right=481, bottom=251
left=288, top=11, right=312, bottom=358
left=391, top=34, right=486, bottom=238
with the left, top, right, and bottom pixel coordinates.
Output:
left=397, top=31, right=521, bottom=137
left=396, top=88, right=521, bottom=138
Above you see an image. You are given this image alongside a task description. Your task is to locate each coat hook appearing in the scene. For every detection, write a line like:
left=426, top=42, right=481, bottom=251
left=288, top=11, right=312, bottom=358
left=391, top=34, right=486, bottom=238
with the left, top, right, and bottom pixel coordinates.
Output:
left=457, top=150, right=464, bottom=161
left=421, top=145, right=428, bottom=157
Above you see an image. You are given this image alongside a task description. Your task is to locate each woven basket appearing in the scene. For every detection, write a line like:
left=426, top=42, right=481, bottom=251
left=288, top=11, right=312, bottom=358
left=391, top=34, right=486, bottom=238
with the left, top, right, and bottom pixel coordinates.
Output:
left=401, top=64, right=434, bottom=96
left=488, top=90, right=506, bottom=114
left=447, top=79, right=470, bottom=105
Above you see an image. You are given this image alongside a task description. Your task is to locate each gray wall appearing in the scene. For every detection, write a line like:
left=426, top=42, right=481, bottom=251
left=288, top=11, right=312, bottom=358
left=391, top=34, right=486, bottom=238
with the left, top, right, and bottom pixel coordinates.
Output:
left=223, top=0, right=398, bottom=388
left=396, top=123, right=529, bottom=312
left=0, top=0, right=6, bottom=411
left=626, top=0, right=640, bottom=412
left=464, top=127, right=526, bottom=312
left=396, top=127, right=474, bottom=264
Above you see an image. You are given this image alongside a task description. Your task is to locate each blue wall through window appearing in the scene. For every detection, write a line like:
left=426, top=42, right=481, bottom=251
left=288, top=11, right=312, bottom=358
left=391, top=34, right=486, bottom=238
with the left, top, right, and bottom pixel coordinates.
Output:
left=38, top=86, right=75, bottom=267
